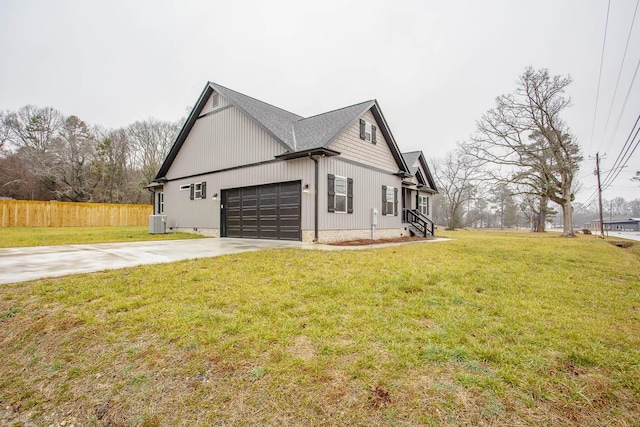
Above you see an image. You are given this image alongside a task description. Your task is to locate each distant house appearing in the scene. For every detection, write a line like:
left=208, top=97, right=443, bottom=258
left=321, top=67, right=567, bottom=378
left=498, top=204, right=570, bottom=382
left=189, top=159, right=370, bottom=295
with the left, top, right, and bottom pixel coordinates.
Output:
left=149, top=82, right=438, bottom=243
left=605, top=217, right=640, bottom=232
left=588, top=216, right=640, bottom=232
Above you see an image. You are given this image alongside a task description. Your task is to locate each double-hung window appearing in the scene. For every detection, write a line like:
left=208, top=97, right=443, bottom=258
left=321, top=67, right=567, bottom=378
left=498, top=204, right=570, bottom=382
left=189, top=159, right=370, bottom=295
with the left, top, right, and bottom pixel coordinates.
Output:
left=418, top=195, right=428, bottom=215
left=187, top=181, right=206, bottom=200
left=157, top=192, right=164, bottom=214
left=382, top=185, right=397, bottom=216
left=327, top=174, right=353, bottom=213
left=334, top=176, right=347, bottom=213
left=194, top=182, right=203, bottom=199
left=359, top=119, right=377, bottom=144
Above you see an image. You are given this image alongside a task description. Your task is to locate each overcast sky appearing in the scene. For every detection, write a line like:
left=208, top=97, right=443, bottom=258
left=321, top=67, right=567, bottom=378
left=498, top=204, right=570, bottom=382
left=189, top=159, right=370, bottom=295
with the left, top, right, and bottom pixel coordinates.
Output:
left=1, top=0, right=638, bottom=205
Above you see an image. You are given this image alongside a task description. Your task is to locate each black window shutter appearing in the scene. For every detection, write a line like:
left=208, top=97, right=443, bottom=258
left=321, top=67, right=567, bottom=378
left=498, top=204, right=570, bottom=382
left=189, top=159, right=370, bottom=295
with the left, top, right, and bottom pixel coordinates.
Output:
left=190, top=184, right=194, bottom=200
left=426, top=197, right=429, bottom=215
left=372, top=125, right=377, bottom=144
left=201, top=181, right=206, bottom=199
left=347, top=178, right=353, bottom=214
left=359, top=119, right=366, bottom=140
left=381, top=185, right=387, bottom=215
left=394, top=187, right=398, bottom=216
left=328, top=174, right=335, bottom=213
left=156, top=193, right=161, bottom=214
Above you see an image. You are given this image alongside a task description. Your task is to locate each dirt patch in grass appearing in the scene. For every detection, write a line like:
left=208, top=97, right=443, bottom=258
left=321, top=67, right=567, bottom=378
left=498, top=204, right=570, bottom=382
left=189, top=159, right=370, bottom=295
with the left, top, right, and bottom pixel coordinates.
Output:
left=329, top=236, right=430, bottom=246
left=608, top=240, right=634, bottom=249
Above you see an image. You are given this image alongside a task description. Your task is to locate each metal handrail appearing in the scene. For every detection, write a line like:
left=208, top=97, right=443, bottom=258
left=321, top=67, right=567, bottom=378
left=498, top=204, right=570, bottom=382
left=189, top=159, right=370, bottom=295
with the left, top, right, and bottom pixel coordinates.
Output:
left=404, top=209, right=434, bottom=237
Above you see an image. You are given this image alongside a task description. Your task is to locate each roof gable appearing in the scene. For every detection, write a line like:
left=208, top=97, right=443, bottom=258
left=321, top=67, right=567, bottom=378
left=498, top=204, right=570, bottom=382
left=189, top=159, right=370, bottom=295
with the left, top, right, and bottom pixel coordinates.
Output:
left=402, top=151, right=438, bottom=192
left=155, top=82, right=411, bottom=180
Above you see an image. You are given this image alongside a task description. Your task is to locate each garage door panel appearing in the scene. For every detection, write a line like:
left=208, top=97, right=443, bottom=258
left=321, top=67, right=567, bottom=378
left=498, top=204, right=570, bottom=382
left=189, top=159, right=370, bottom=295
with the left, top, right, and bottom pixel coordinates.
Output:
left=222, top=181, right=301, bottom=241
left=279, top=206, right=299, bottom=216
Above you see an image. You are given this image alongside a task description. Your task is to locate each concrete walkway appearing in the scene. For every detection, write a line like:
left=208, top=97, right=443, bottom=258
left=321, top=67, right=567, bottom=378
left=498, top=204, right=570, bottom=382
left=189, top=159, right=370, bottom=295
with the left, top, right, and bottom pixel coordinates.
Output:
left=0, top=237, right=448, bottom=285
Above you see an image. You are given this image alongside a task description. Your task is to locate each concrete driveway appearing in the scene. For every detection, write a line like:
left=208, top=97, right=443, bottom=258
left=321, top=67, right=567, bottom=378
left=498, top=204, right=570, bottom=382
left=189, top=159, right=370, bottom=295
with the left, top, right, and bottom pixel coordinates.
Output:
left=0, top=238, right=315, bottom=285
left=0, top=237, right=448, bottom=285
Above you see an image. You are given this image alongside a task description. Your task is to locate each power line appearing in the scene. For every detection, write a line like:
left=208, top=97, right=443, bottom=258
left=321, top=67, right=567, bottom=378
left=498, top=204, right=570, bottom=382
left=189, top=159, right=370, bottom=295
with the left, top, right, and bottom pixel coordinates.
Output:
left=589, top=0, right=612, bottom=155
left=600, top=0, right=639, bottom=152
left=603, top=125, right=640, bottom=190
left=602, top=115, right=640, bottom=188
left=604, top=54, right=640, bottom=155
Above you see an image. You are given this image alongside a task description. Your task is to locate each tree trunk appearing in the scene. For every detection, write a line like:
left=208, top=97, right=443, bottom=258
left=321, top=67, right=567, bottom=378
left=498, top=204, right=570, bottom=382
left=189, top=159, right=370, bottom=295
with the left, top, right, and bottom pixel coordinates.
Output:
left=561, top=191, right=576, bottom=237
left=535, top=196, right=547, bottom=233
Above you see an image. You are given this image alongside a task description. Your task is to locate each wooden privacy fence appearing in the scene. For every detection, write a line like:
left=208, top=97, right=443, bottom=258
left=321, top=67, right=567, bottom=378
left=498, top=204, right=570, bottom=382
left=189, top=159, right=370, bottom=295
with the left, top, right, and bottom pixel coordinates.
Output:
left=0, top=200, right=153, bottom=227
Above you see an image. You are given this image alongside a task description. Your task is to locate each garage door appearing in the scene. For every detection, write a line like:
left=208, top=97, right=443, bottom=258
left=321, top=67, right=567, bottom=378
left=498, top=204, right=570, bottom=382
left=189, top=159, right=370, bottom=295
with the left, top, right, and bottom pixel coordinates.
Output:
left=222, top=181, right=301, bottom=241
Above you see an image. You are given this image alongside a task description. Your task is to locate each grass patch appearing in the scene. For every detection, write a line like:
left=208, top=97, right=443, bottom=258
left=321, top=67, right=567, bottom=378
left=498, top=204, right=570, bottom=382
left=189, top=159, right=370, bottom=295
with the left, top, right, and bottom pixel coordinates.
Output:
left=0, top=226, right=204, bottom=248
left=0, top=230, right=638, bottom=425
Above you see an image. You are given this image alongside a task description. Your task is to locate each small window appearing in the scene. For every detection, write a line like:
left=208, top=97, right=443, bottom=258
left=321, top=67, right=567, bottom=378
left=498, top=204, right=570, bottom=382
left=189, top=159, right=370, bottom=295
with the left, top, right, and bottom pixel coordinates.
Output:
left=334, top=176, right=347, bottom=213
left=179, top=184, right=191, bottom=191
left=359, top=119, right=377, bottom=144
left=194, top=182, right=203, bottom=199
left=365, top=122, right=372, bottom=142
left=385, top=186, right=394, bottom=215
left=212, top=93, right=219, bottom=108
left=418, top=195, right=428, bottom=215
left=157, top=192, right=164, bottom=214
left=188, top=181, right=206, bottom=200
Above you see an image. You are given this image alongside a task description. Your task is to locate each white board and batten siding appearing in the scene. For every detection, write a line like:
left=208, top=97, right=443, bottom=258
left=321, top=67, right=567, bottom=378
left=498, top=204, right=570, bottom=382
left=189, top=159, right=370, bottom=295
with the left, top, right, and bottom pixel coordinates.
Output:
left=328, top=109, right=398, bottom=173
left=166, top=104, right=286, bottom=180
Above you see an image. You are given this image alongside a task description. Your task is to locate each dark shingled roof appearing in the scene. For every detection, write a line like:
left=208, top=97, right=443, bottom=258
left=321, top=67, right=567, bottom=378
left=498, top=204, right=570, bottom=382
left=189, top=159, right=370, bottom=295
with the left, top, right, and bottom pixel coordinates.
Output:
left=402, top=151, right=421, bottom=168
left=155, top=82, right=410, bottom=180
left=402, top=150, right=438, bottom=193
left=293, top=101, right=374, bottom=151
left=211, top=83, right=303, bottom=150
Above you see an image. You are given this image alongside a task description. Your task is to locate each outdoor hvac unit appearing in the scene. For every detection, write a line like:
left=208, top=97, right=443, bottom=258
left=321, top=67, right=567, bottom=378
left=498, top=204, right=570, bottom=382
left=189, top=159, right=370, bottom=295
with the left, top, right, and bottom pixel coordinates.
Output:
left=149, top=215, right=167, bottom=234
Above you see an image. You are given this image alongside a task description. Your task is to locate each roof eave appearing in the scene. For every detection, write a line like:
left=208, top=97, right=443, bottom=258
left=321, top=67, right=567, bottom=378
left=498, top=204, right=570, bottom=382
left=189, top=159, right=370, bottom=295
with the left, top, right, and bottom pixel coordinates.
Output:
left=275, top=147, right=341, bottom=160
left=370, top=101, right=411, bottom=175
left=154, top=82, right=214, bottom=180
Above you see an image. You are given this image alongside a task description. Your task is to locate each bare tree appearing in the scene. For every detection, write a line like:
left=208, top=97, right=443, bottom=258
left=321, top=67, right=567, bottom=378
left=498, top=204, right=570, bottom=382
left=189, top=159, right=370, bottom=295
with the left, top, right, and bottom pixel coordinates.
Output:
left=432, top=151, right=483, bottom=230
left=3, top=106, right=65, bottom=200
left=463, top=67, right=583, bottom=237
left=629, top=198, right=640, bottom=217
left=0, top=111, right=11, bottom=152
left=91, top=128, right=131, bottom=203
left=53, top=116, right=96, bottom=201
left=128, top=118, right=179, bottom=188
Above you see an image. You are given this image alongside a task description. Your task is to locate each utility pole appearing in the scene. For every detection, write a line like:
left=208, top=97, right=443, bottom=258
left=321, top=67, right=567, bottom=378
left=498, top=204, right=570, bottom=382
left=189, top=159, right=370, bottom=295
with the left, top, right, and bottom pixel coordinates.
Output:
left=595, top=152, right=605, bottom=239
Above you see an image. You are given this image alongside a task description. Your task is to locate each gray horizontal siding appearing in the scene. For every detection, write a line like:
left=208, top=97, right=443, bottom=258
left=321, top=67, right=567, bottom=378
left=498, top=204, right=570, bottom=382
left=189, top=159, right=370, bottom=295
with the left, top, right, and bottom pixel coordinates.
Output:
left=167, top=106, right=286, bottom=180
left=328, top=109, right=398, bottom=173
left=162, top=158, right=314, bottom=230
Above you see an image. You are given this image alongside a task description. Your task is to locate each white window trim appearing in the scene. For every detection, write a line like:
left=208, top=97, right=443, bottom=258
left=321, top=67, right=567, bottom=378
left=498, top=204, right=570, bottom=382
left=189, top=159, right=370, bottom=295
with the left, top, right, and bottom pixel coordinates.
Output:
left=212, top=93, right=219, bottom=108
left=158, top=192, right=164, bottom=214
left=419, top=195, right=428, bottom=215
left=179, top=184, right=191, bottom=191
left=385, top=186, right=394, bottom=216
left=364, top=122, right=372, bottom=142
left=194, top=182, right=203, bottom=200
left=334, top=175, right=347, bottom=214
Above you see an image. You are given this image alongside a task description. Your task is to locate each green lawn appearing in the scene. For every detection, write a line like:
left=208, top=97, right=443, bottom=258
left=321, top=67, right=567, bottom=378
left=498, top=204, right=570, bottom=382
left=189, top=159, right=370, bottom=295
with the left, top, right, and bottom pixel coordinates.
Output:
left=1, top=231, right=638, bottom=426
left=0, top=226, right=204, bottom=248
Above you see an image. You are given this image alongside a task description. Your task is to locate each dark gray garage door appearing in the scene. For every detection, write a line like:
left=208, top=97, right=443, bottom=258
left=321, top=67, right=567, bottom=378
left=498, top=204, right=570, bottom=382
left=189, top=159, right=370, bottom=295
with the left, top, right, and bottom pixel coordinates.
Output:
left=222, top=181, right=301, bottom=241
